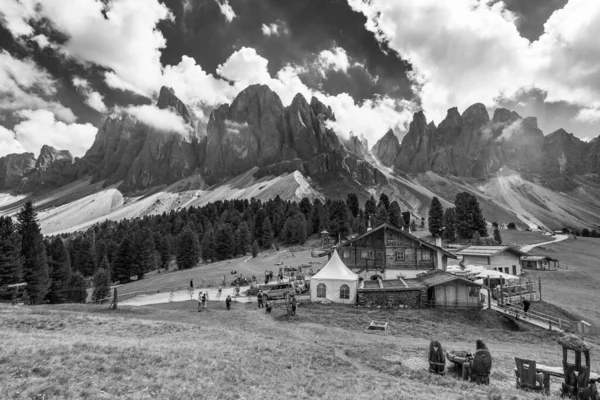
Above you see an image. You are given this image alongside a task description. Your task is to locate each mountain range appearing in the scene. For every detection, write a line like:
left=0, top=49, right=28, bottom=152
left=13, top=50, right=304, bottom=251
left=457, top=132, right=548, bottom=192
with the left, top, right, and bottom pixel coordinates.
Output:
left=1, top=84, right=600, bottom=235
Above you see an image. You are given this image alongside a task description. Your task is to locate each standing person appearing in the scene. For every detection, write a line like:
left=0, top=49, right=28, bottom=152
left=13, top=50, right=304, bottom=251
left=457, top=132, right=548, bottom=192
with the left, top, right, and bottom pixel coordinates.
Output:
left=197, top=291, right=202, bottom=312
left=523, top=299, right=531, bottom=314
left=257, top=290, right=264, bottom=308
left=291, top=295, right=298, bottom=316
left=217, top=286, right=222, bottom=299
left=201, top=292, right=207, bottom=312
left=225, top=295, right=232, bottom=310
left=190, top=279, right=194, bottom=289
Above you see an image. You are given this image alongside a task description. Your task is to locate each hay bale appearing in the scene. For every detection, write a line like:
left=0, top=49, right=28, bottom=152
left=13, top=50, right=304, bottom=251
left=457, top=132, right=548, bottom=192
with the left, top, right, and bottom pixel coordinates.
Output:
left=557, top=334, right=590, bottom=352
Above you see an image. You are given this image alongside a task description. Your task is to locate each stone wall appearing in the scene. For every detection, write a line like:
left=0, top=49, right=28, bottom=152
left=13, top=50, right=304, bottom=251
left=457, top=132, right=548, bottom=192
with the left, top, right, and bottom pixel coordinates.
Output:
left=357, top=289, right=423, bottom=308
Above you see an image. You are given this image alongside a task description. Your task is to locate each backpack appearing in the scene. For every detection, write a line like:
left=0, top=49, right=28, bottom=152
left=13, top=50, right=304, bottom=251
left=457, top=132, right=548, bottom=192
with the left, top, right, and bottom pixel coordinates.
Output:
left=202, top=294, right=206, bottom=302
left=257, top=292, right=262, bottom=299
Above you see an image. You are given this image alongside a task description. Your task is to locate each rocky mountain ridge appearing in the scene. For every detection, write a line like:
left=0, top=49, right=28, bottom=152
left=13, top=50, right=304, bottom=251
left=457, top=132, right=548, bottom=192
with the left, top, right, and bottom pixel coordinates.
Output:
left=372, top=104, right=599, bottom=189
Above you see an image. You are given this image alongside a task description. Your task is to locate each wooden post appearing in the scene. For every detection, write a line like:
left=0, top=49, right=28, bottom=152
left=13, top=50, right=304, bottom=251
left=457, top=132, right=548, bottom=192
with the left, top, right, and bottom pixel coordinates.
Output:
left=500, top=279, right=504, bottom=307
left=538, top=277, right=542, bottom=301
left=487, top=277, right=491, bottom=309
left=109, top=287, right=118, bottom=310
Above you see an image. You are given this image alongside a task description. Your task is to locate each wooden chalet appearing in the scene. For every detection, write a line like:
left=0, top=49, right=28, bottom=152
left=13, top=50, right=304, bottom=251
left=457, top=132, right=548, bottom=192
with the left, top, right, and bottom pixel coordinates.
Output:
left=319, top=223, right=457, bottom=280
left=520, top=255, right=559, bottom=271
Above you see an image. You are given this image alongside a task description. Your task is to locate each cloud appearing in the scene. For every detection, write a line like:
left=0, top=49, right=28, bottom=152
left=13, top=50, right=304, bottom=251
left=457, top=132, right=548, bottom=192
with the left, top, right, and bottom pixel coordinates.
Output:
left=0, top=50, right=76, bottom=122
left=124, top=105, right=189, bottom=134
left=576, top=108, right=600, bottom=124
left=2, top=0, right=173, bottom=98
left=72, top=77, right=107, bottom=113
left=216, top=0, right=236, bottom=22
left=316, top=47, right=352, bottom=75
left=161, top=55, right=236, bottom=112
left=215, top=46, right=414, bottom=143
left=261, top=21, right=288, bottom=37
left=0, top=0, right=37, bottom=36
left=0, top=109, right=97, bottom=157
left=346, top=0, right=600, bottom=130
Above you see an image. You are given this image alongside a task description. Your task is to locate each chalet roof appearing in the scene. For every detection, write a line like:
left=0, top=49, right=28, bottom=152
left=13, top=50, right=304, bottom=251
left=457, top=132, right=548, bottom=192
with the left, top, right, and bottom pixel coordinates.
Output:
left=417, top=269, right=482, bottom=287
left=521, top=255, right=558, bottom=262
left=318, top=223, right=457, bottom=259
left=360, top=278, right=425, bottom=290
left=456, top=245, right=527, bottom=258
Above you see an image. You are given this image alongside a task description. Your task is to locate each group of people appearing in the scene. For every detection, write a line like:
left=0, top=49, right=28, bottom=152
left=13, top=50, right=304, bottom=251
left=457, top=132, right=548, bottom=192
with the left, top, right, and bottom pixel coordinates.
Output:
left=198, top=290, right=233, bottom=311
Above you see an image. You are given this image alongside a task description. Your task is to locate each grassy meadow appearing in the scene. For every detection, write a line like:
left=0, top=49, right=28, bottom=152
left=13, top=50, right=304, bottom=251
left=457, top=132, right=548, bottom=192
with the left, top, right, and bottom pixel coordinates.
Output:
left=1, top=301, right=596, bottom=400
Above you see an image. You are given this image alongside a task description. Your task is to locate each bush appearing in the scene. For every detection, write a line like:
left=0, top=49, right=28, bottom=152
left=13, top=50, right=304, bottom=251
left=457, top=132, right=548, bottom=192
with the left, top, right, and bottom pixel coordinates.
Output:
left=492, top=221, right=499, bottom=228
left=582, top=228, right=590, bottom=237
left=507, top=222, right=516, bottom=230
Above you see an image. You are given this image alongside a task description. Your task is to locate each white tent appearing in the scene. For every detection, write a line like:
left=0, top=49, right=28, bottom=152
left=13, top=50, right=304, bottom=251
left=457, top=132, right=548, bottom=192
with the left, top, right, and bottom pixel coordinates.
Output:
left=475, top=269, right=519, bottom=282
left=310, top=249, right=358, bottom=304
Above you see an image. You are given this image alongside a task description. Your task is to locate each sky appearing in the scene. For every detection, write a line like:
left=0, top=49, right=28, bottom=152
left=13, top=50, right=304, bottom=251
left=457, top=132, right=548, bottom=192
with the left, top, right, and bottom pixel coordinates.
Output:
left=0, top=0, right=599, bottom=158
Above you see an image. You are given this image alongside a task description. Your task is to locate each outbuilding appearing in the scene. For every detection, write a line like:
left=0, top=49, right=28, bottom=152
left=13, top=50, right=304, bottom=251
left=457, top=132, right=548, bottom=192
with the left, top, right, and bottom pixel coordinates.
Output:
left=456, top=246, right=526, bottom=276
left=310, top=249, right=358, bottom=304
left=520, top=255, right=559, bottom=271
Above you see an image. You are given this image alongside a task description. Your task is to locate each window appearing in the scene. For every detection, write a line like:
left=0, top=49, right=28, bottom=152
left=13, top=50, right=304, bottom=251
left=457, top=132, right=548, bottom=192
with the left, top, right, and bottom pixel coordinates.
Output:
left=395, top=250, right=405, bottom=261
left=368, top=250, right=374, bottom=259
left=340, top=284, right=350, bottom=300
left=317, top=283, right=327, bottom=298
left=421, top=250, right=431, bottom=261
left=343, top=250, right=350, bottom=259
left=361, top=251, right=368, bottom=259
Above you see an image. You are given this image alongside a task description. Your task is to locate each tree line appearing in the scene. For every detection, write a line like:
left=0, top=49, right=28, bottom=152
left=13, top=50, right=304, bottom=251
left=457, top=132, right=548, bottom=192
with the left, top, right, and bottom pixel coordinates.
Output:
left=0, top=193, right=422, bottom=304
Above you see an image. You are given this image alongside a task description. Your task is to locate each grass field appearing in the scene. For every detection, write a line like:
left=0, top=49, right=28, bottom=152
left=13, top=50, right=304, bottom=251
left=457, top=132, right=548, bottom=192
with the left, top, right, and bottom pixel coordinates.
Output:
left=2, top=301, right=597, bottom=400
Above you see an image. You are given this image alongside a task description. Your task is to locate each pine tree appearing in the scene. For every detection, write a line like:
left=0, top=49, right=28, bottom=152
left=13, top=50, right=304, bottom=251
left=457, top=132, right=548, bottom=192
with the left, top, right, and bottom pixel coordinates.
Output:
left=328, top=200, right=350, bottom=238
left=389, top=201, right=403, bottom=229
left=378, top=193, right=390, bottom=211
left=443, top=208, right=457, bottom=242
left=159, top=235, right=172, bottom=270
left=135, top=229, right=155, bottom=279
left=364, top=195, right=377, bottom=219
left=299, top=197, right=312, bottom=220
left=455, top=192, right=487, bottom=239
left=69, top=271, right=87, bottom=303
left=177, top=227, right=201, bottom=269
left=215, top=223, right=234, bottom=260
left=253, top=209, right=268, bottom=245
left=99, top=255, right=110, bottom=281
left=311, top=201, right=325, bottom=234
left=91, top=268, right=111, bottom=303
left=79, top=237, right=97, bottom=277
left=346, top=193, right=360, bottom=218
left=261, top=218, right=273, bottom=248
left=281, top=213, right=307, bottom=244
left=237, top=222, right=251, bottom=255
left=0, top=217, right=23, bottom=298
left=46, top=237, right=72, bottom=304
left=374, top=204, right=390, bottom=227
left=428, top=197, right=445, bottom=235
left=16, top=201, right=49, bottom=304
left=113, top=236, right=135, bottom=284
left=251, top=240, right=259, bottom=258
left=493, top=228, right=502, bottom=244
left=201, top=228, right=215, bottom=263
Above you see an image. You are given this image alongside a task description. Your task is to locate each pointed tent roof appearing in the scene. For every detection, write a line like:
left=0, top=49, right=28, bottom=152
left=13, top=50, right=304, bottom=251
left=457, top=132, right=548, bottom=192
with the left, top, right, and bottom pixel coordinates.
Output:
left=312, top=249, right=358, bottom=281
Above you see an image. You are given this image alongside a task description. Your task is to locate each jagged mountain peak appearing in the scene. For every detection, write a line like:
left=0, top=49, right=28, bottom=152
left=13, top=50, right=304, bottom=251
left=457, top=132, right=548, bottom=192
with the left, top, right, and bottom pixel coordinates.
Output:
left=35, top=145, right=72, bottom=171
left=156, top=86, right=193, bottom=124
left=462, top=103, right=490, bottom=122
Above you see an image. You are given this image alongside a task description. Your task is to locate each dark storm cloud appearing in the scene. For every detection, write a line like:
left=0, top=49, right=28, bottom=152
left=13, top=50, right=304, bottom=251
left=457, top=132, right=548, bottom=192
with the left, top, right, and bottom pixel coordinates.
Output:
left=501, top=0, right=568, bottom=41
left=496, top=88, right=598, bottom=140
left=159, top=0, right=414, bottom=102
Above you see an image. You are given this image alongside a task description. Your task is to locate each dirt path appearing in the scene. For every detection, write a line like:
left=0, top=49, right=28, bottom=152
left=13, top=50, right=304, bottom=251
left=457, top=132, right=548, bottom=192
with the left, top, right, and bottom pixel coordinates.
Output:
left=520, top=234, right=569, bottom=253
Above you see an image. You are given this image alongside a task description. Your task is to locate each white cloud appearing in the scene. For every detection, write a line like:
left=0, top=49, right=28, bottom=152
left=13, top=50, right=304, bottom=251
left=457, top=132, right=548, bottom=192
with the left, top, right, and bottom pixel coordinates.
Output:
left=72, top=77, right=108, bottom=113
left=215, top=47, right=414, bottom=143
left=0, top=50, right=76, bottom=122
left=0, top=125, right=26, bottom=157
left=347, top=0, right=600, bottom=126
left=124, top=105, right=189, bottom=134
left=2, top=0, right=173, bottom=98
left=216, top=0, right=236, bottom=22
left=576, top=108, right=600, bottom=124
left=1, top=109, right=97, bottom=157
left=161, top=56, right=236, bottom=112
left=0, top=0, right=37, bottom=36
left=317, top=47, right=351, bottom=75
left=261, top=21, right=288, bottom=37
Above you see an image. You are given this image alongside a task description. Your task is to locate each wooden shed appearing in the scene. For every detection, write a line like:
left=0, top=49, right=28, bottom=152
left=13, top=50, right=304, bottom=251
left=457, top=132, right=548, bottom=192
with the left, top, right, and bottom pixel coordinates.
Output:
left=418, top=270, right=484, bottom=309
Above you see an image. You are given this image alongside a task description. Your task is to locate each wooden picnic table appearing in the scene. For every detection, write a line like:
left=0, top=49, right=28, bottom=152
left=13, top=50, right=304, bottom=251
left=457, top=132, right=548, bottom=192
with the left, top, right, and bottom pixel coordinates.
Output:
left=446, top=351, right=473, bottom=380
left=514, top=363, right=600, bottom=395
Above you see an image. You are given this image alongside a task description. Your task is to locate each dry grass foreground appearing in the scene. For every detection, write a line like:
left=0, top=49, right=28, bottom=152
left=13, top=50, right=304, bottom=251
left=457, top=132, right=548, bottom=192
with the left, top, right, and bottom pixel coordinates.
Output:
left=2, top=301, right=598, bottom=400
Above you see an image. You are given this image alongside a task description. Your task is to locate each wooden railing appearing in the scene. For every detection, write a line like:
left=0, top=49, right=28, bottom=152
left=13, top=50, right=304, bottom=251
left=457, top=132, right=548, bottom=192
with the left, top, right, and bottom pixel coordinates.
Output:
left=422, top=300, right=485, bottom=309
left=494, top=302, right=573, bottom=331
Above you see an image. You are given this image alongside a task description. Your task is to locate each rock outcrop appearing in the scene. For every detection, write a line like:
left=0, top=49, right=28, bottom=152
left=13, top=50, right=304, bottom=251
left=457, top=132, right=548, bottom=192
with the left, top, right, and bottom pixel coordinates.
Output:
left=371, top=129, right=400, bottom=167
left=0, top=152, right=36, bottom=191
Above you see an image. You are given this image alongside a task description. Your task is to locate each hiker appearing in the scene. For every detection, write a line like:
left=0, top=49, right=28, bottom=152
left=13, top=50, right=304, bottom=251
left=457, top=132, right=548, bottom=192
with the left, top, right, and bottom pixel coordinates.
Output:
left=190, top=279, right=194, bottom=289
left=265, top=302, right=272, bottom=314
left=522, top=299, right=531, bottom=313
left=217, top=286, right=222, bottom=299
left=257, top=290, right=264, bottom=308
left=201, top=292, right=207, bottom=311
left=197, top=291, right=202, bottom=312
left=265, top=276, right=269, bottom=285
left=291, top=295, right=297, bottom=316
left=225, top=295, right=232, bottom=310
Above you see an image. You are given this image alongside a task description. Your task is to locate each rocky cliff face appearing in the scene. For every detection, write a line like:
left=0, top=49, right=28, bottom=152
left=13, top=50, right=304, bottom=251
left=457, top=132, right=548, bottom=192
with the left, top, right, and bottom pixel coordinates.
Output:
left=0, top=152, right=36, bottom=191
left=372, top=103, right=599, bottom=183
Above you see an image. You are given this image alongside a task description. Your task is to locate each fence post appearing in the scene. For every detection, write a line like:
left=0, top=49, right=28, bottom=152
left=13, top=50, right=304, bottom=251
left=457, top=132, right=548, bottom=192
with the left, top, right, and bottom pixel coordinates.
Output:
left=538, top=277, right=542, bottom=301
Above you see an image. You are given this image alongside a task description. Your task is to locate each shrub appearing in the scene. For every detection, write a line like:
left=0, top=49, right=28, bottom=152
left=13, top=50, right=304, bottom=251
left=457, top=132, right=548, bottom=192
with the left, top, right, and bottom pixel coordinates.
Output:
left=507, top=222, right=516, bottom=230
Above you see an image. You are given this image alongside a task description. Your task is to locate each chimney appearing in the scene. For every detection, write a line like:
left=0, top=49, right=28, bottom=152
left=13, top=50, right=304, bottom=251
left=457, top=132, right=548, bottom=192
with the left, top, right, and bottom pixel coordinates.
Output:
left=435, top=236, right=442, bottom=248
left=403, top=225, right=410, bottom=234
left=435, top=235, right=444, bottom=271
